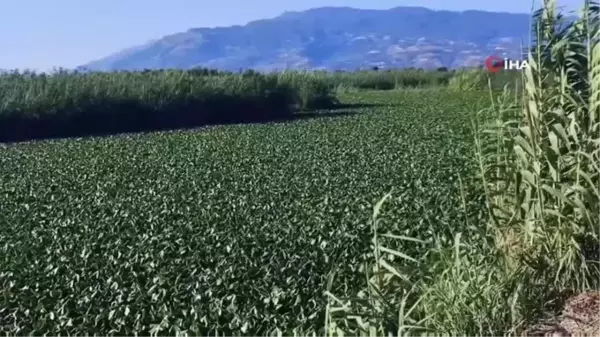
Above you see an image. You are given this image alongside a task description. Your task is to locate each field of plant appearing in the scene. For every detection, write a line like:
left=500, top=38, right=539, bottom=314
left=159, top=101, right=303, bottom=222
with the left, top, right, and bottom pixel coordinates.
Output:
left=0, top=90, right=489, bottom=335
left=0, top=1, right=597, bottom=335
left=0, top=66, right=519, bottom=143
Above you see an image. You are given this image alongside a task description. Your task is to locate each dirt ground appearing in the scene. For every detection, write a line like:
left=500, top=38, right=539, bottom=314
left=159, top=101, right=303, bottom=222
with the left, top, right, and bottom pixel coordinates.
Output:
left=524, top=291, right=599, bottom=336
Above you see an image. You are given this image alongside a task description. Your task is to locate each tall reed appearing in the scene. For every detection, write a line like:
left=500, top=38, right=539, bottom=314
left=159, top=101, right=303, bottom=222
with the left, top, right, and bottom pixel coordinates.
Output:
left=0, top=69, right=337, bottom=142
left=325, top=1, right=599, bottom=335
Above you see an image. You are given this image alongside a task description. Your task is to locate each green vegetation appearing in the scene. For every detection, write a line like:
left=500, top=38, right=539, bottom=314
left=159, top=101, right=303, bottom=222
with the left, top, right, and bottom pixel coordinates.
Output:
left=326, top=1, right=599, bottom=335
left=0, top=66, right=519, bottom=143
left=447, top=68, right=486, bottom=91
left=310, top=68, right=454, bottom=91
left=0, top=91, right=489, bottom=335
left=0, top=1, right=597, bottom=335
left=0, top=69, right=336, bottom=142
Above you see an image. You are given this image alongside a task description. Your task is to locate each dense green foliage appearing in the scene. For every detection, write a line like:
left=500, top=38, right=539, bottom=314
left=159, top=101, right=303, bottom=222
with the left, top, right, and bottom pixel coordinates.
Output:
left=0, top=67, right=520, bottom=143
left=312, top=69, right=454, bottom=90
left=1, top=2, right=595, bottom=336
left=187, top=67, right=456, bottom=90
left=326, top=2, right=599, bottom=336
left=0, top=91, right=489, bottom=335
left=0, top=69, right=336, bottom=142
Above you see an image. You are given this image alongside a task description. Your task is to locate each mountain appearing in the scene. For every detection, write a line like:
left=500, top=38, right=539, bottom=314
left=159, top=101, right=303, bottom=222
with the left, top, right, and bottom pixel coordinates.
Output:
left=79, top=6, right=532, bottom=71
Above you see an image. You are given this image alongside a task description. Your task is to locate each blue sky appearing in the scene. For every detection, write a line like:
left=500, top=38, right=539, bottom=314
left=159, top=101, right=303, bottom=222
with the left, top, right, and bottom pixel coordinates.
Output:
left=0, top=0, right=582, bottom=71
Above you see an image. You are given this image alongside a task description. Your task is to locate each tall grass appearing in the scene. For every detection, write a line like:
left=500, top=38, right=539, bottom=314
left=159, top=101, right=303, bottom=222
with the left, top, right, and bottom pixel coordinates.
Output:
left=0, top=69, right=336, bottom=142
left=316, top=69, right=454, bottom=91
left=326, top=0, right=599, bottom=335
left=448, top=68, right=487, bottom=91
left=481, top=0, right=599, bottom=291
left=448, top=68, right=525, bottom=92
left=0, top=67, right=512, bottom=143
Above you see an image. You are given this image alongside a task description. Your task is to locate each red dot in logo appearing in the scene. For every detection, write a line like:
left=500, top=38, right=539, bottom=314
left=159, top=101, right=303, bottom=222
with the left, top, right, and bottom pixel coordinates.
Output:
left=485, top=56, right=504, bottom=72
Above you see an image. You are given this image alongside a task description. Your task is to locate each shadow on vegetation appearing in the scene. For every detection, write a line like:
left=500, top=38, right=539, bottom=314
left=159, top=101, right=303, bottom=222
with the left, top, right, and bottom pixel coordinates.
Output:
left=286, top=110, right=359, bottom=121
left=326, top=102, right=394, bottom=110
left=0, top=68, right=346, bottom=144
left=0, top=101, right=358, bottom=144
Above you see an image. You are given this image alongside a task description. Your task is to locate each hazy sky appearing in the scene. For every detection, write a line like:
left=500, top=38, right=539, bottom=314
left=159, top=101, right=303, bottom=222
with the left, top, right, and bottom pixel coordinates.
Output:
left=0, top=0, right=583, bottom=71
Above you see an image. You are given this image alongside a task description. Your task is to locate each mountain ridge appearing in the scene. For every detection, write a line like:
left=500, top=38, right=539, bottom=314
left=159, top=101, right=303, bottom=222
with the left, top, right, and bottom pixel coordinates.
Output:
left=79, top=6, right=533, bottom=72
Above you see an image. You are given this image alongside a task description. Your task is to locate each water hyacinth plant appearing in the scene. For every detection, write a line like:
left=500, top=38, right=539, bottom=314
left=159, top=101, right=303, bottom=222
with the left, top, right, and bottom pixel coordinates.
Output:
left=325, top=1, right=599, bottom=335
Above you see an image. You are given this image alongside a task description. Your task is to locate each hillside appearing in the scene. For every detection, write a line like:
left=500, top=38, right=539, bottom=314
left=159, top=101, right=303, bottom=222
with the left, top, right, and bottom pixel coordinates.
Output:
left=79, top=6, right=531, bottom=71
